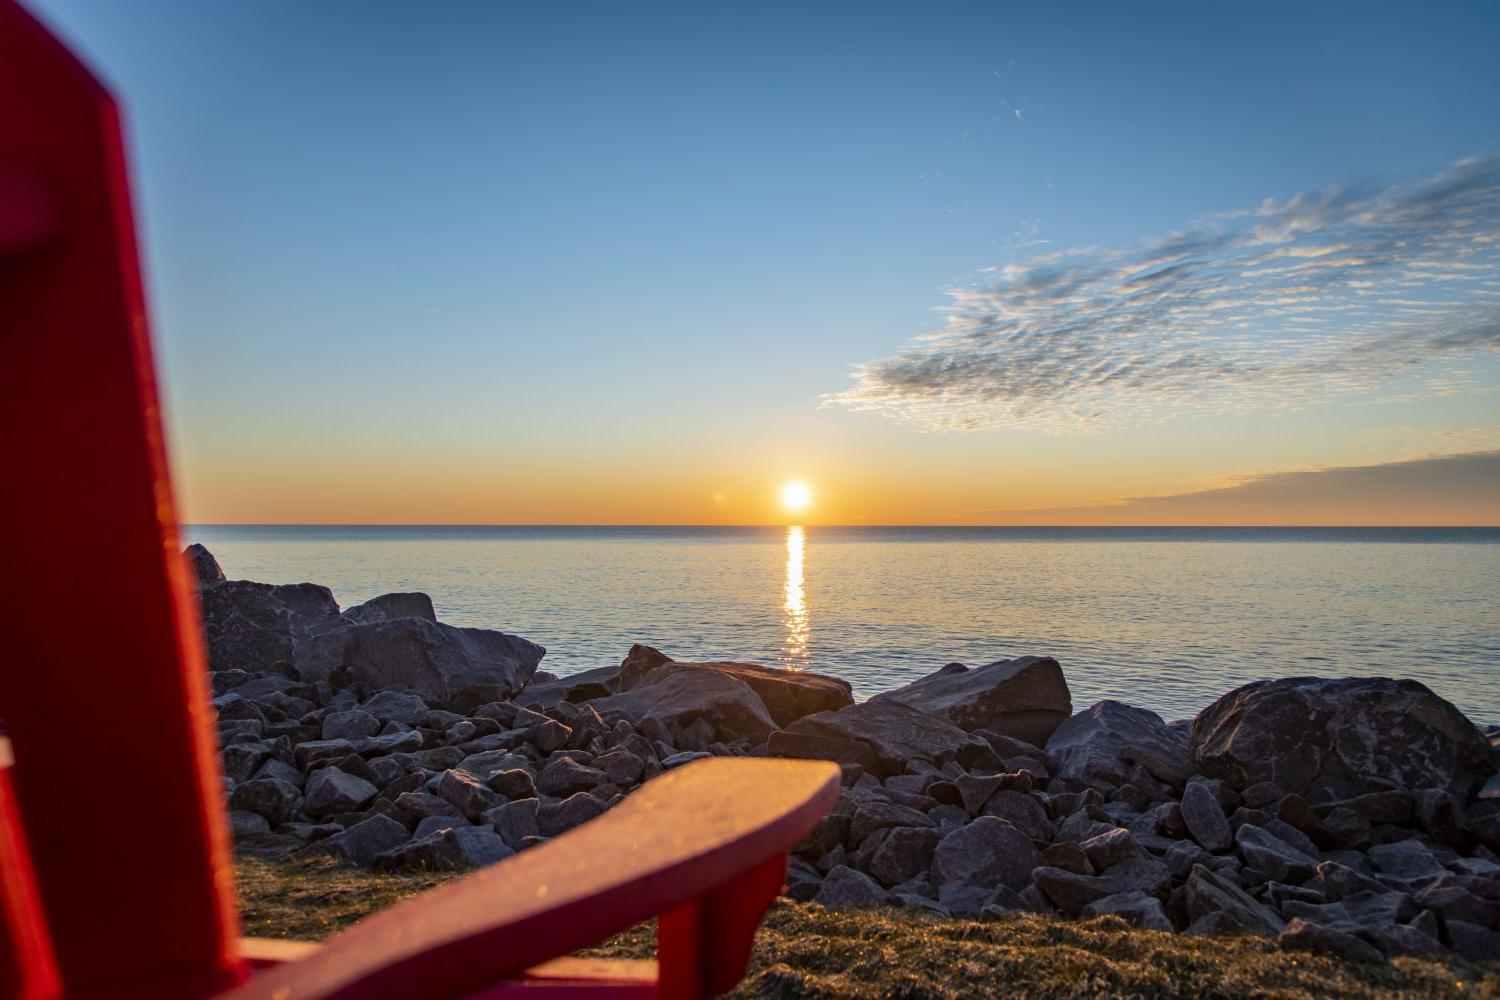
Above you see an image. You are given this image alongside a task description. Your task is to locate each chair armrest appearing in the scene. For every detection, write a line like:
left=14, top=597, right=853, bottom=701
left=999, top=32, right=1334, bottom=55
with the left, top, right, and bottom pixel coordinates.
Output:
left=226, top=757, right=839, bottom=999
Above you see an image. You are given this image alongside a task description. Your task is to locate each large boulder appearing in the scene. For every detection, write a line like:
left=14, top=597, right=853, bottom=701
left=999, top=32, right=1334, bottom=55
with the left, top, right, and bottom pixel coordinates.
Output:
left=874, top=655, right=1071, bottom=746
left=616, top=645, right=853, bottom=727
left=1047, top=700, right=1188, bottom=783
left=778, top=699, right=1001, bottom=777
left=342, top=592, right=437, bottom=624
left=590, top=667, right=778, bottom=745
left=298, top=618, right=544, bottom=707
left=1192, top=677, right=1495, bottom=801
left=184, top=543, right=225, bottom=588
left=198, top=577, right=346, bottom=675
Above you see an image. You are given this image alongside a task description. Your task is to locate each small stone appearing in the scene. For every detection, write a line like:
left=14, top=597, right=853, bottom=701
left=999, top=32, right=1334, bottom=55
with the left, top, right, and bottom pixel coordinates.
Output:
left=437, top=769, right=503, bottom=819
left=1081, top=828, right=1140, bottom=871
left=869, top=826, right=941, bottom=887
left=309, top=814, right=411, bottom=867
left=486, top=797, right=540, bottom=848
left=537, top=791, right=606, bottom=837
left=1278, top=918, right=1382, bottom=963
left=1042, top=841, right=1093, bottom=876
left=394, top=791, right=465, bottom=821
left=229, top=778, right=301, bottom=825
left=849, top=800, right=935, bottom=846
left=1081, top=890, right=1172, bottom=930
left=813, top=865, right=887, bottom=908
left=486, top=768, right=538, bottom=800
left=1368, top=839, right=1445, bottom=879
left=375, top=825, right=513, bottom=871
left=228, top=810, right=271, bottom=836
left=322, top=709, right=381, bottom=741
left=1181, top=778, right=1233, bottom=852
left=1032, top=868, right=1122, bottom=917
left=1235, top=824, right=1319, bottom=883
left=536, top=756, right=608, bottom=797
left=303, top=768, right=379, bottom=819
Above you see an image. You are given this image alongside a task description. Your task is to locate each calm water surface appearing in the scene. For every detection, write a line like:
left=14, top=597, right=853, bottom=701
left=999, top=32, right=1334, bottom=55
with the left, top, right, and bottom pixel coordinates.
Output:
left=185, top=526, right=1500, bottom=723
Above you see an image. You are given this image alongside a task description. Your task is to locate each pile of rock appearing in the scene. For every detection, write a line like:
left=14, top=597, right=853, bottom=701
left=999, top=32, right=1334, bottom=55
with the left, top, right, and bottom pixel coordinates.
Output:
left=196, top=546, right=1500, bottom=963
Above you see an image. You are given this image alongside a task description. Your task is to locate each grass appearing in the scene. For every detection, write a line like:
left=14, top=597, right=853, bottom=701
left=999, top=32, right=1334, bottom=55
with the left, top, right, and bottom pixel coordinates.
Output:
left=237, top=853, right=1500, bottom=998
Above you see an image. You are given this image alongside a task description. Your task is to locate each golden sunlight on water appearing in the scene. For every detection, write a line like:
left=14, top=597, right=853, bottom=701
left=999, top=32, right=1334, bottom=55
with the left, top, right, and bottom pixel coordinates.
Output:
left=783, top=525, right=809, bottom=668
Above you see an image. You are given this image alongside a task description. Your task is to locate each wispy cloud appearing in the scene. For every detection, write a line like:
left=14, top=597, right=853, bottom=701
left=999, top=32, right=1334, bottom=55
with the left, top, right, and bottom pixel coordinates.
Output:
left=826, top=155, right=1500, bottom=432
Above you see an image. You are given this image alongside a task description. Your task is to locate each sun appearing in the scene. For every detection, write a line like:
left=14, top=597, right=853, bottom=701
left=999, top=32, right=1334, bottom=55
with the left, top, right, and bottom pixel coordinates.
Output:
left=780, top=480, right=812, bottom=514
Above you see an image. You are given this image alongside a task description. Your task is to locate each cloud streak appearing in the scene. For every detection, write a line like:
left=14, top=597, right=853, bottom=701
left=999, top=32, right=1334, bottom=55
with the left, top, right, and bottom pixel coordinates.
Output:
left=981, top=449, right=1500, bottom=526
left=826, top=155, right=1500, bottom=432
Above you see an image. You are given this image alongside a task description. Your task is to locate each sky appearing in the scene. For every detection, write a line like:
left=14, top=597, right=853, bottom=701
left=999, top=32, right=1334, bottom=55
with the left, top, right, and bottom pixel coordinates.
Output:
left=27, top=0, right=1500, bottom=525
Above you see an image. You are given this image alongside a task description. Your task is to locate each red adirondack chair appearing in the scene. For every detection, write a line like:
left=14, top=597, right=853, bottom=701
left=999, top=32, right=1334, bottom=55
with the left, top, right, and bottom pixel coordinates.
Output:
left=0, top=4, right=839, bottom=997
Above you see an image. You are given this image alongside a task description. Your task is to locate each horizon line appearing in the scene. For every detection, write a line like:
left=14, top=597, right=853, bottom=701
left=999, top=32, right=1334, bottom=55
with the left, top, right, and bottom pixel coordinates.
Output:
left=181, top=522, right=1500, bottom=529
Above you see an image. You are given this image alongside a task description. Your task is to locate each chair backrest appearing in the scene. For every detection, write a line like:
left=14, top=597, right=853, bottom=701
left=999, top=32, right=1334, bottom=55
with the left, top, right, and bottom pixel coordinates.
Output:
left=1, top=3, right=245, bottom=995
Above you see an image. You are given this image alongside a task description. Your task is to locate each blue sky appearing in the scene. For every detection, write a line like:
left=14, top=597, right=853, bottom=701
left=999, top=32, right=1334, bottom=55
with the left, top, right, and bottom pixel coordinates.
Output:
left=26, top=0, right=1500, bottom=523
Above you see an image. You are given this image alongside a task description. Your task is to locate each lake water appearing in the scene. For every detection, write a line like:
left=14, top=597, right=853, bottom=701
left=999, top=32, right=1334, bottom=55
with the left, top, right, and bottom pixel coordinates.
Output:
left=184, top=525, right=1500, bottom=724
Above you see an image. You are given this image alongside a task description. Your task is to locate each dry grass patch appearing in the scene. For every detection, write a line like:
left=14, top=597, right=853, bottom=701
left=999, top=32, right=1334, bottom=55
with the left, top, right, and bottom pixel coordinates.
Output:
left=236, top=853, right=1500, bottom=998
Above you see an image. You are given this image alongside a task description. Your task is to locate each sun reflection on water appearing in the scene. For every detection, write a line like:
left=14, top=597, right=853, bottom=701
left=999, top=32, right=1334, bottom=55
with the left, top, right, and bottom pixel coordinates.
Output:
left=783, top=525, right=809, bottom=668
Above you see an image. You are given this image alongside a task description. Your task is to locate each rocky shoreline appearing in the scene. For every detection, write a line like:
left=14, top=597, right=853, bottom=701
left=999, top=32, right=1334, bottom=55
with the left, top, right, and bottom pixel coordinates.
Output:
left=192, top=545, right=1500, bottom=964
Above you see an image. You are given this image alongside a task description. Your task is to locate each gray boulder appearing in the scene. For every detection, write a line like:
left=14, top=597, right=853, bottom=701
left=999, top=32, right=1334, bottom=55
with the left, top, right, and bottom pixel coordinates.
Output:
left=184, top=543, right=225, bottom=588
left=1180, top=863, right=1285, bottom=935
left=299, top=617, right=544, bottom=707
left=303, top=768, right=378, bottom=818
left=1081, top=890, right=1173, bottom=931
left=375, top=825, right=513, bottom=871
left=780, top=700, right=1001, bottom=778
left=930, top=817, right=1041, bottom=894
left=1192, top=676, right=1495, bottom=801
left=1047, top=700, right=1187, bottom=783
left=874, top=655, right=1071, bottom=746
left=615, top=646, right=853, bottom=727
left=342, top=592, right=437, bottom=624
left=1180, top=777, right=1233, bottom=852
left=813, top=865, right=887, bottom=908
left=198, top=578, right=346, bottom=674
left=591, top=667, right=778, bottom=745
left=308, top=814, right=411, bottom=867
left=228, top=778, right=302, bottom=825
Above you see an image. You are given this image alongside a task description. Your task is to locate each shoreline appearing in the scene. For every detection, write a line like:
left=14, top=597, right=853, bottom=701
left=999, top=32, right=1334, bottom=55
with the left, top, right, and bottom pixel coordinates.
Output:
left=194, top=544, right=1500, bottom=965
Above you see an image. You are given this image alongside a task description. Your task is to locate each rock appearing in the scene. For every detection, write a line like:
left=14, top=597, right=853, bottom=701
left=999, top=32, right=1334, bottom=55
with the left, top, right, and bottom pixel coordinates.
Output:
left=616, top=652, right=853, bottom=728
left=1047, top=701, right=1188, bottom=784
left=321, top=709, right=381, bottom=741
left=1368, top=839, right=1446, bottom=880
left=1106, top=856, right=1172, bottom=896
left=361, top=690, right=433, bottom=726
left=520, top=666, right=621, bottom=710
left=229, top=778, right=301, bottom=825
left=486, top=797, right=540, bottom=848
left=375, top=826, right=513, bottom=871
left=487, top=768, right=539, bottom=800
left=252, top=758, right=305, bottom=789
left=591, top=668, right=777, bottom=746
left=1081, top=828, right=1141, bottom=871
left=1313, top=861, right=1386, bottom=900
left=1180, top=864, right=1285, bottom=935
left=813, top=866, right=887, bottom=908
left=1191, top=677, right=1495, bottom=801
left=766, top=730, right=882, bottom=773
left=1416, top=788, right=1465, bottom=845
left=299, top=618, right=544, bottom=707
left=783, top=700, right=1000, bottom=778
left=1180, top=777, right=1233, bottom=852
left=342, top=592, right=437, bottom=624
left=394, top=791, right=464, bottom=821
left=1446, top=919, right=1500, bottom=962
left=198, top=578, right=346, bottom=674
left=303, top=768, right=378, bottom=818
left=536, top=757, right=609, bottom=798
left=955, top=773, right=1003, bottom=815
left=436, top=769, right=502, bottom=819
left=184, top=544, right=226, bottom=588
left=1278, top=918, right=1382, bottom=962
left=228, top=810, right=271, bottom=836
left=595, top=750, right=646, bottom=786
left=1413, top=885, right=1500, bottom=927
left=1081, top=890, right=1172, bottom=930
left=308, top=814, right=411, bottom=867
left=849, top=800, right=935, bottom=846
left=221, top=743, right=272, bottom=784
left=1235, top=824, right=1320, bottom=883
left=1033, top=868, right=1124, bottom=917
left=1043, top=841, right=1094, bottom=876
left=537, top=792, right=606, bottom=837
left=981, top=791, right=1051, bottom=841
left=874, top=655, right=1072, bottom=746
left=869, top=826, right=942, bottom=887
left=930, top=817, right=1041, bottom=894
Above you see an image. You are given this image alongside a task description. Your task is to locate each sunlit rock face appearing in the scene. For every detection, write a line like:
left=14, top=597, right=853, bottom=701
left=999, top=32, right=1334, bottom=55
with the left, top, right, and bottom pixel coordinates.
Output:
left=1192, top=676, right=1497, bottom=801
left=874, top=655, right=1072, bottom=747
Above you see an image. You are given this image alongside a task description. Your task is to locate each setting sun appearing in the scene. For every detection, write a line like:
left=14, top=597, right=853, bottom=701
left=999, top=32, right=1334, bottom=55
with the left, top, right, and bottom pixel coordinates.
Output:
left=780, top=480, right=812, bottom=514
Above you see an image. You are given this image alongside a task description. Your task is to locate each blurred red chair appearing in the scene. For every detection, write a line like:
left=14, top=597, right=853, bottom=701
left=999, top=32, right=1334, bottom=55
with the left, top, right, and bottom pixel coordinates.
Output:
left=0, top=4, right=838, bottom=997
